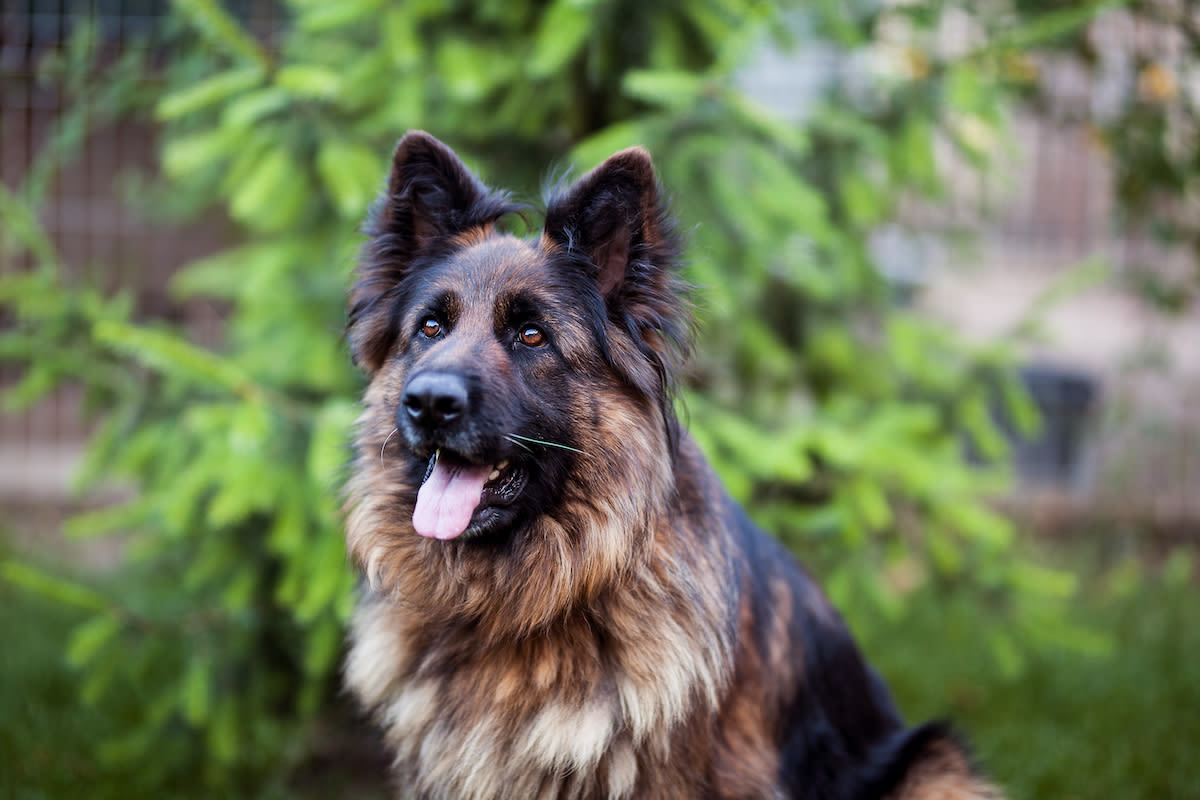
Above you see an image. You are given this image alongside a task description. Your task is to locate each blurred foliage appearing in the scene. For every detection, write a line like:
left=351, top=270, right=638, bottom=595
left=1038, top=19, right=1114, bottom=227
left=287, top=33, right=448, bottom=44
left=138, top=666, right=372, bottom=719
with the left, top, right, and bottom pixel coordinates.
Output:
left=1018, top=0, right=1200, bottom=314
left=0, top=0, right=1125, bottom=793
left=0, top=533, right=390, bottom=799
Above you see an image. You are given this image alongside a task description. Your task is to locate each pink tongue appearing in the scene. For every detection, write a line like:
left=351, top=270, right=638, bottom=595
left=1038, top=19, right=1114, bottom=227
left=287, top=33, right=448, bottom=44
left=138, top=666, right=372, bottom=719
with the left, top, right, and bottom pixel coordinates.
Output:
left=413, top=457, right=491, bottom=540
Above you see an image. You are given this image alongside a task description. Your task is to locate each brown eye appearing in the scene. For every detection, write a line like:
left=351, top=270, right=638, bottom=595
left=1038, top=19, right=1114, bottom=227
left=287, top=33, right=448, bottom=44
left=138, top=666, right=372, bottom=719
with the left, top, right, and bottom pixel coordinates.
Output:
left=420, top=318, right=441, bottom=338
left=518, top=325, right=546, bottom=347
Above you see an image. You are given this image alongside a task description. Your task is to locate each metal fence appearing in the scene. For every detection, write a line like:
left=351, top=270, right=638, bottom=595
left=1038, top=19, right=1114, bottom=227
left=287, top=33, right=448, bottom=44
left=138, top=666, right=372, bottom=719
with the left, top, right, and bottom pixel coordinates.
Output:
left=1, top=2, right=237, bottom=497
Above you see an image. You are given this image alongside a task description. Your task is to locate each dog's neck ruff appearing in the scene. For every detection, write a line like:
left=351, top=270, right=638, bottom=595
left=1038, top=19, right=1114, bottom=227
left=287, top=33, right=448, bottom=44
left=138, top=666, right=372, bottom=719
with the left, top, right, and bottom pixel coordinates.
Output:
left=344, top=522, right=737, bottom=800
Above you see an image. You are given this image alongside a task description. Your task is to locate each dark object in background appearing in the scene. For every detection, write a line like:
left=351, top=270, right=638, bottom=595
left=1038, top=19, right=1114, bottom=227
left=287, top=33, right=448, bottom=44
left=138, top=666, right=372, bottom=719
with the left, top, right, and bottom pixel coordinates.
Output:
left=1014, top=364, right=1099, bottom=488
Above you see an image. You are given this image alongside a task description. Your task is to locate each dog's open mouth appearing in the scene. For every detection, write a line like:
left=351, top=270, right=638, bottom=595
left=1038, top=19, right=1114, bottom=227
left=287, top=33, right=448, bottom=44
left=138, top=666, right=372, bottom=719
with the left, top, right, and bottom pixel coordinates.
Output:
left=412, top=449, right=526, bottom=540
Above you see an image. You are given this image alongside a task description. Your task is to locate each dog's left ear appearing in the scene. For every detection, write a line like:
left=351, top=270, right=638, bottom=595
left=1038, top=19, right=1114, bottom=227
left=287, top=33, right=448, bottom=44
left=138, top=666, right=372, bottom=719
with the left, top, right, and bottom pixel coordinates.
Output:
left=544, top=147, right=669, bottom=299
left=544, top=147, right=688, bottom=401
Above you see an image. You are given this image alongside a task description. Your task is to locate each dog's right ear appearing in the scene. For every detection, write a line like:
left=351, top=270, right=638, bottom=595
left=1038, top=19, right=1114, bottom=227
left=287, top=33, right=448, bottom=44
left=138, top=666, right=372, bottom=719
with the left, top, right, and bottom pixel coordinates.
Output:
left=375, top=131, right=497, bottom=250
left=349, top=131, right=516, bottom=372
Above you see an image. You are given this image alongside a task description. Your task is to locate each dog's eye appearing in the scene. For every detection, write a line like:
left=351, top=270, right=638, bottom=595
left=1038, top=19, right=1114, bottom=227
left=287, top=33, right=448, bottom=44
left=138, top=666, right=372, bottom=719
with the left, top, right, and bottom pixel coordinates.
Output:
left=518, top=325, right=546, bottom=348
left=420, top=318, right=442, bottom=338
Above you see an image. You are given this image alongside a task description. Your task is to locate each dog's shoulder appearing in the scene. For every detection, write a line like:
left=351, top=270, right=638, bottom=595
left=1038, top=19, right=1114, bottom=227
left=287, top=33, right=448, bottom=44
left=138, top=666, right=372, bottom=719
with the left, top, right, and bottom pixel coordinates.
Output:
left=709, top=480, right=1001, bottom=799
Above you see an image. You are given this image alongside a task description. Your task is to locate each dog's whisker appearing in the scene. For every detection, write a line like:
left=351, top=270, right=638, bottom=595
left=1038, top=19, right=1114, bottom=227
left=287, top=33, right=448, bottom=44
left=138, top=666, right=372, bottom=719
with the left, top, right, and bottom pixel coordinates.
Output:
left=380, top=427, right=399, bottom=463
left=506, top=433, right=588, bottom=456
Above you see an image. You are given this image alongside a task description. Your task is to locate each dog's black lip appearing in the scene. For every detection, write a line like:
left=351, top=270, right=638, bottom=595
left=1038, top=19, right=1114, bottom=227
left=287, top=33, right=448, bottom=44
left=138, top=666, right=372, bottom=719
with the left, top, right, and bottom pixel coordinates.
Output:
left=483, top=463, right=527, bottom=504
left=459, top=466, right=529, bottom=541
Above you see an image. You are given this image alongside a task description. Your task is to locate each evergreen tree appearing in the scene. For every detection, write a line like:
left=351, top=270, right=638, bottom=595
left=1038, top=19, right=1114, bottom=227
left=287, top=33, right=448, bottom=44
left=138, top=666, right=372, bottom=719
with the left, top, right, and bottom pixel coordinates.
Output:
left=1, top=1, right=1110, bottom=792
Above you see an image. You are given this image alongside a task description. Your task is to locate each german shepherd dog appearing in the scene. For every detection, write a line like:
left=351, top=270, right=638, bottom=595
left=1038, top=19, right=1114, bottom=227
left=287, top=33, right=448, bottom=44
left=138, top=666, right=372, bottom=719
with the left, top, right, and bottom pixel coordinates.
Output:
left=343, top=131, right=1001, bottom=800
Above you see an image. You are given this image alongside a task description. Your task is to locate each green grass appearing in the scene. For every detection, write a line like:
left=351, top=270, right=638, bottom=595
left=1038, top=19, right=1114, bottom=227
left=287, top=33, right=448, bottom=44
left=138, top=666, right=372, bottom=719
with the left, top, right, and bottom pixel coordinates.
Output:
left=862, top=551, right=1200, bottom=800
left=0, top=561, right=129, bottom=799
left=2, top=535, right=1198, bottom=798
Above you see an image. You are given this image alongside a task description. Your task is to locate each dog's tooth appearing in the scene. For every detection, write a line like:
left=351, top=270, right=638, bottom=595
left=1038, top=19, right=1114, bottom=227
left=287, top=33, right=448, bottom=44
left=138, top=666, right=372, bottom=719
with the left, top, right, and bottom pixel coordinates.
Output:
left=488, top=468, right=500, bottom=481
left=497, top=459, right=509, bottom=470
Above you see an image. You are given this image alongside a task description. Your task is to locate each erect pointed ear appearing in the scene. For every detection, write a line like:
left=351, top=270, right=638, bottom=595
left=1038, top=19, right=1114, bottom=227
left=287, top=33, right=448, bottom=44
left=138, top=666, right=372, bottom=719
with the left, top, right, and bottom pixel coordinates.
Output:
left=543, top=147, right=666, bottom=298
left=348, top=131, right=516, bottom=372
left=374, top=130, right=498, bottom=249
left=543, top=147, right=689, bottom=404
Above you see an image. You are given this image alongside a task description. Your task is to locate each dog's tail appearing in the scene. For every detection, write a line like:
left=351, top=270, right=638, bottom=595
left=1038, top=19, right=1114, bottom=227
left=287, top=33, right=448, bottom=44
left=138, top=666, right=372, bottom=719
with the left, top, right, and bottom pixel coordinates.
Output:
left=856, top=721, right=1005, bottom=800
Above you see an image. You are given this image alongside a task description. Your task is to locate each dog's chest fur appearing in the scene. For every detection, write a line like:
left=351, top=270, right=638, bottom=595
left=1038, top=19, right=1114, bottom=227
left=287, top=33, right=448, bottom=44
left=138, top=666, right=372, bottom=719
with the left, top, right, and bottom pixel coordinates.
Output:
left=346, top=562, right=737, bottom=800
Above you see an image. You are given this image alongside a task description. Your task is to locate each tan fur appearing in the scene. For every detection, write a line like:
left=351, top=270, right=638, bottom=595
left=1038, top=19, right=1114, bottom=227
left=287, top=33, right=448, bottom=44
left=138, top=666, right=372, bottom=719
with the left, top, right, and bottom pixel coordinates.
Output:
left=884, top=739, right=1006, bottom=800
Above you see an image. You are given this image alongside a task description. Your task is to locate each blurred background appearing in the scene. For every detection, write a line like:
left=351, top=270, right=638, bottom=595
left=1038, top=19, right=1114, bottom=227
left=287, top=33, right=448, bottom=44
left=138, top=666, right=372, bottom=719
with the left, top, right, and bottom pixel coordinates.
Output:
left=1, top=1, right=1197, bottom=797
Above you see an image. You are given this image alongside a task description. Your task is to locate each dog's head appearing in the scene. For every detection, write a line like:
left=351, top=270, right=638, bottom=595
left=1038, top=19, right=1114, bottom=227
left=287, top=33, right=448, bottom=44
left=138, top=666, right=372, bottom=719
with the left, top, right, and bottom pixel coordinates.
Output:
left=344, top=132, right=689, bottom=627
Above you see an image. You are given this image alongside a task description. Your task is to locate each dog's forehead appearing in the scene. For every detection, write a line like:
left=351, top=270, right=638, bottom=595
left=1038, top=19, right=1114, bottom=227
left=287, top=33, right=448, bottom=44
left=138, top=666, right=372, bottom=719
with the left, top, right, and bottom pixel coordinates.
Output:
left=419, top=234, right=582, bottom=318
left=440, top=233, right=546, bottom=286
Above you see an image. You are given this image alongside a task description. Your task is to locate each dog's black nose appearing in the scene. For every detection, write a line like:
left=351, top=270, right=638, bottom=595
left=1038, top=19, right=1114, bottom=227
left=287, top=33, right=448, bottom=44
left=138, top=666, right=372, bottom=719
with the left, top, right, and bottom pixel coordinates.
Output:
left=402, top=372, right=469, bottom=427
